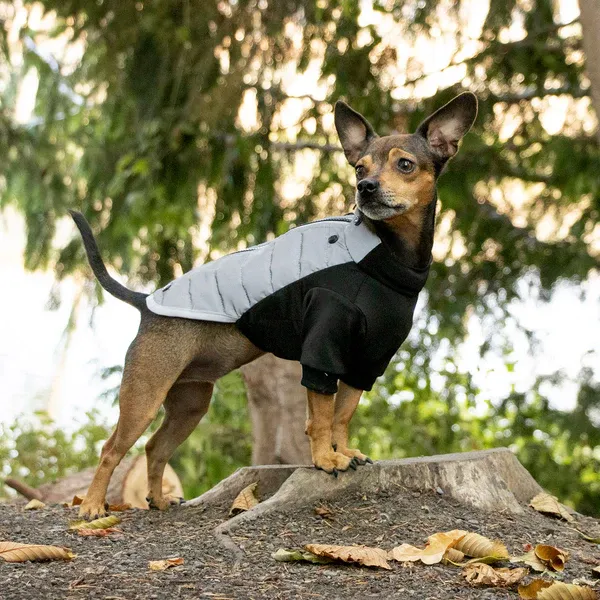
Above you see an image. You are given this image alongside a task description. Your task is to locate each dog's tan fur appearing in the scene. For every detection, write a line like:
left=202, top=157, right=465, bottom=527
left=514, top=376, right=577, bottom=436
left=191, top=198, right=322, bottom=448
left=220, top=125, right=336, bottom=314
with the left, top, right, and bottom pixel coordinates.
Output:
left=73, top=93, right=477, bottom=519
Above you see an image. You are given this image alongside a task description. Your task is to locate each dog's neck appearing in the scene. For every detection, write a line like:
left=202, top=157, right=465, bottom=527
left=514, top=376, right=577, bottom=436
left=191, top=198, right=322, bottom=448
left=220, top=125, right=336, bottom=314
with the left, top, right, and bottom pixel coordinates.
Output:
left=363, top=194, right=437, bottom=269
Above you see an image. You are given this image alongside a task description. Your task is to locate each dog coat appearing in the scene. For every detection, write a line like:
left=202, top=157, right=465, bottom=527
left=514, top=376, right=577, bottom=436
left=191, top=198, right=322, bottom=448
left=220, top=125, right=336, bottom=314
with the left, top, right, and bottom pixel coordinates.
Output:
left=146, top=213, right=430, bottom=394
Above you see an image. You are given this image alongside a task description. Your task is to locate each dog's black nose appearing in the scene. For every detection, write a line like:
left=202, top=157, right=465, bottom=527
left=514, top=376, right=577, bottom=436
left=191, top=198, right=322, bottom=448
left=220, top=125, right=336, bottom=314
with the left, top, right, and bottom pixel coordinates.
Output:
left=357, top=178, right=379, bottom=196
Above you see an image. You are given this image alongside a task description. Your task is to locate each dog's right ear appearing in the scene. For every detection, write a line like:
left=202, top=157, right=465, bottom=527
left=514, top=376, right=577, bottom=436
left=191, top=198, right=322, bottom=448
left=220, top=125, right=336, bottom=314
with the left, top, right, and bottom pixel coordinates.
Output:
left=334, top=101, right=378, bottom=166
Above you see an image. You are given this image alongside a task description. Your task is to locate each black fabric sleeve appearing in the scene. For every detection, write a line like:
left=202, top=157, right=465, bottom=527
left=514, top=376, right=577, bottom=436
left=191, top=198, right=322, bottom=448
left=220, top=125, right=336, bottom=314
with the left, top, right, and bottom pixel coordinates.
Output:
left=300, top=288, right=366, bottom=394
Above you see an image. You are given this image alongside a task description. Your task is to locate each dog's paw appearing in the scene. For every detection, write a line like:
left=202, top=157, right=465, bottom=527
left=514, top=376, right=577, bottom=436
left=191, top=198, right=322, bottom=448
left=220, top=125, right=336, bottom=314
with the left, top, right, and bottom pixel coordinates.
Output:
left=338, top=447, right=373, bottom=466
left=78, top=500, right=108, bottom=520
left=146, top=495, right=185, bottom=511
left=313, top=451, right=354, bottom=476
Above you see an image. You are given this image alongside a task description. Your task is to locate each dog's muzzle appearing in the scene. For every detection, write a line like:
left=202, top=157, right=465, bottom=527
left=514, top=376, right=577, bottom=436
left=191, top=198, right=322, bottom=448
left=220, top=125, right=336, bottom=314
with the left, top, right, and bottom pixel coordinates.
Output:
left=357, top=178, right=379, bottom=199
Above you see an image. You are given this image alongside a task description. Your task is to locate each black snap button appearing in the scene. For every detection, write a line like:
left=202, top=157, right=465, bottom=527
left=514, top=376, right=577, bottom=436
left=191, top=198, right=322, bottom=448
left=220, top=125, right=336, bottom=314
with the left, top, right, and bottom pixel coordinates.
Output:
left=328, top=235, right=339, bottom=244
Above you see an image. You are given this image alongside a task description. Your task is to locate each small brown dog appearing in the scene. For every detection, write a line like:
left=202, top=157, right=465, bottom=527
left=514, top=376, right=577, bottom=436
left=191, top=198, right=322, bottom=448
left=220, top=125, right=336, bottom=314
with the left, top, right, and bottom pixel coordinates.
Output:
left=71, top=92, right=477, bottom=519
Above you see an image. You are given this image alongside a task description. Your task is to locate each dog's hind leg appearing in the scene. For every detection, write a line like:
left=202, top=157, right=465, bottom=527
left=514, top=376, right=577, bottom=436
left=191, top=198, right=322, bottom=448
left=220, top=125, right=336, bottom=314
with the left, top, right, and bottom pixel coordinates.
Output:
left=145, top=380, right=213, bottom=510
left=79, top=332, right=193, bottom=520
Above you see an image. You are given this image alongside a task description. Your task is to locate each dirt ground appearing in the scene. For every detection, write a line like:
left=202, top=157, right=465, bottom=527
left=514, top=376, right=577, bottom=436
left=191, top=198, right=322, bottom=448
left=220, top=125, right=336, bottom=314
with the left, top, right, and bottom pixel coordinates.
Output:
left=1, top=484, right=599, bottom=600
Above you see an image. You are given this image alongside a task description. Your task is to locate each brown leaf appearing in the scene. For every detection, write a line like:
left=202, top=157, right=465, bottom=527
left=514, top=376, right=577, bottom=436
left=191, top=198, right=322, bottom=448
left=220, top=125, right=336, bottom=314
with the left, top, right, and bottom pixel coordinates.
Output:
left=443, top=548, right=466, bottom=565
left=454, top=532, right=509, bottom=559
left=24, top=499, right=46, bottom=510
left=463, top=563, right=528, bottom=587
left=229, top=483, right=259, bottom=516
left=519, top=579, right=554, bottom=598
left=107, top=503, right=132, bottom=512
left=0, top=541, right=75, bottom=562
left=69, top=516, right=121, bottom=531
left=305, top=544, right=391, bottom=570
left=314, top=506, right=334, bottom=519
left=538, top=583, right=597, bottom=600
left=71, top=496, right=84, bottom=506
left=529, top=493, right=575, bottom=523
left=534, top=545, right=569, bottom=572
left=389, top=530, right=467, bottom=566
left=388, top=543, right=423, bottom=563
left=77, top=528, right=121, bottom=537
left=148, top=557, right=184, bottom=571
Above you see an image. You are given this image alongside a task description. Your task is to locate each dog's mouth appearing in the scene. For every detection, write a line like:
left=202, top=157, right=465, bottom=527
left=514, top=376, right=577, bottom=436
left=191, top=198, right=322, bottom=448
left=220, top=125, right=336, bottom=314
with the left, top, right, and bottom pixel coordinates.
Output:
left=357, top=194, right=408, bottom=218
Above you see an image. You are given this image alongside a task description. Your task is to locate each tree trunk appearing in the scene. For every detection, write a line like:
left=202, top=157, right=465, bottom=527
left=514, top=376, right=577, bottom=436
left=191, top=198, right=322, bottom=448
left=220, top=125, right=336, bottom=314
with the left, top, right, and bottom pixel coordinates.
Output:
left=240, top=354, right=311, bottom=465
left=4, top=455, right=183, bottom=508
left=579, top=0, right=600, bottom=143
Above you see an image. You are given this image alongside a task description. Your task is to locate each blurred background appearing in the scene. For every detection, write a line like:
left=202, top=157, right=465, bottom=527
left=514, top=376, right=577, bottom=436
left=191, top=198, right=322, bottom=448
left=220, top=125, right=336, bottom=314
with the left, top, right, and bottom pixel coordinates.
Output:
left=1, top=0, right=599, bottom=515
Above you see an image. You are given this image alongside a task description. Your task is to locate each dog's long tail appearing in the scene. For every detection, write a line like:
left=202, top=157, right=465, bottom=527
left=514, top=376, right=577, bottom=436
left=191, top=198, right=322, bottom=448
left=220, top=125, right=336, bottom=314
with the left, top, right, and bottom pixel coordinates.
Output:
left=69, top=210, right=148, bottom=310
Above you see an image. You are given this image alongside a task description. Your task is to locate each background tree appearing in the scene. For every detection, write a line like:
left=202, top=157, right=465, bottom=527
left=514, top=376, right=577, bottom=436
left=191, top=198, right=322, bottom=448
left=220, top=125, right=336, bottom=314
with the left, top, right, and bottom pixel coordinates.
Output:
left=1, top=0, right=598, bottom=515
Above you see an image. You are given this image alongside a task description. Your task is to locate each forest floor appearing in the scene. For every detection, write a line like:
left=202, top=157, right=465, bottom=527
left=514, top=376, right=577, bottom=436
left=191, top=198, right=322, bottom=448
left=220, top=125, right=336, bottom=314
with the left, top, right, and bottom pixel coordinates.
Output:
left=1, top=482, right=600, bottom=599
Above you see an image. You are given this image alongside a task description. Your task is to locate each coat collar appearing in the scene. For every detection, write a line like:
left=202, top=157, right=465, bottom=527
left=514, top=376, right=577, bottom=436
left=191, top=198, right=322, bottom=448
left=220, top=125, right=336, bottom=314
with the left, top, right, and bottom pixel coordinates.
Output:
left=345, top=210, right=431, bottom=296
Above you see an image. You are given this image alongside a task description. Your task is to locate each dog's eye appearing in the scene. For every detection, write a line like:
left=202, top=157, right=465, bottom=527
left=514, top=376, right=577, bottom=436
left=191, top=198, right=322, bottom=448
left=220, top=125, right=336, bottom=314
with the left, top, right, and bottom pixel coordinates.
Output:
left=397, top=158, right=415, bottom=173
left=355, top=165, right=366, bottom=179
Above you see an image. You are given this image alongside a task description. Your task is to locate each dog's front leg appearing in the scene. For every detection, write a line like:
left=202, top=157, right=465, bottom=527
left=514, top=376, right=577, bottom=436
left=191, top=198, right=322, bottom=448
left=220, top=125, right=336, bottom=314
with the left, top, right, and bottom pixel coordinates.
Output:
left=331, top=382, right=372, bottom=466
left=306, top=389, right=354, bottom=476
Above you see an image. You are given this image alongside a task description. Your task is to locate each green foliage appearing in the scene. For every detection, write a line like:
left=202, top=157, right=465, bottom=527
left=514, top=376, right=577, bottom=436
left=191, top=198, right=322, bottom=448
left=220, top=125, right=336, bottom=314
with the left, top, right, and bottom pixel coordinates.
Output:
left=0, top=375, right=251, bottom=503
left=0, top=411, right=110, bottom=492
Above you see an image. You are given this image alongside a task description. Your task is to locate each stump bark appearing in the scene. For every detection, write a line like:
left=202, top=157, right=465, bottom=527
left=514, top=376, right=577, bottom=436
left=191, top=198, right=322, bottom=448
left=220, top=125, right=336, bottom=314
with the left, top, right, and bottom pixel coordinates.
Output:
left=187, top=448, right=543, bottom=561
left=4, top=455, right=183, bottom=508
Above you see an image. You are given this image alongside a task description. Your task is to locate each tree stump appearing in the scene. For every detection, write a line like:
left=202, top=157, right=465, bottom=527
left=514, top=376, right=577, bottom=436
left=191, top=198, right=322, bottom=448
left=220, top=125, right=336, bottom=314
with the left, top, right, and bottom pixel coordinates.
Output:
left=4, top=455, right=183, bottom=508
left=187, top=448, right=544, bottom=561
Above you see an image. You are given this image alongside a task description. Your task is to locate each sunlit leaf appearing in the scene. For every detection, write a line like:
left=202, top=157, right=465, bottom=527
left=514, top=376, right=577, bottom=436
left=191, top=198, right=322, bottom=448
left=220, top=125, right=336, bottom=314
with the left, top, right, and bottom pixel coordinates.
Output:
left=0, top=541, right=75, bottom=562
left=529, top=493, right=575, bottom=523
left=304, top=544, right=391, bottom=569
left=463, top=563, right=528, bottom=587
left=229, top=482, right=259, bottom=516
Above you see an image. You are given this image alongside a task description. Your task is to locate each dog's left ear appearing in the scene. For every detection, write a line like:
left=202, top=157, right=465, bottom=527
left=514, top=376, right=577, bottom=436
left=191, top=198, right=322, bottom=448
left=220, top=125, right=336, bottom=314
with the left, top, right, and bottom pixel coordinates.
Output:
left=417, top=92, right=478, bottom=161
left=334, top=101, right=378, bottom=166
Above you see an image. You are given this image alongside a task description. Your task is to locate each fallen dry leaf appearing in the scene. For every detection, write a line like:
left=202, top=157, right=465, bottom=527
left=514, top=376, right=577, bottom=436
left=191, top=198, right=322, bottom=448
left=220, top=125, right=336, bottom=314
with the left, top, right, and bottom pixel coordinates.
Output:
left=148, top=557, right=184, bottom=571
left=77, top=528, right=121, bottom=537
left=388, top=543, right=423, bottom=563
left=0, top=541, right=75, bottom=562
left=443, top=548, right=466, bottom=565
left=69, top=515, right=121, bottom=531
left=529, top=493, right=575, bottom=523
left=534, top=545, right=569, bottom=572
left=511, top=545, right=568, bottom=573
left=24, top=499, right=46, bottom=511
left=463, top=563, right=528, bottom=587
left=229, top=482, right=259, bottom=516
left=538, top=582, right=597, bottom=600
left=314, top=506, right=334, bottom=519
left=519, top=579, right=554, bottom=598
left=71, top=496, right=84, bottom=506
left=272, top=548, right=333, bottom=564
left=305, top=544, right=391, bottom=570
left=107, top=503, right=132, bottom=512
left=389, top=530, right=467, bottom=566
left=454, top=532, right=509, bottom=559
left=422, top=531, right=468, bottom=565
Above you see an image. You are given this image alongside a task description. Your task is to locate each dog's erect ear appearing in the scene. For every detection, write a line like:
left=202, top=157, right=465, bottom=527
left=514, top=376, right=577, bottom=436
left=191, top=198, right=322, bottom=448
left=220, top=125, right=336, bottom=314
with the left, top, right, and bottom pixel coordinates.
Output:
left=416, top=92, right=478, bottom=161
left=334, top=101, right=378, bottom=166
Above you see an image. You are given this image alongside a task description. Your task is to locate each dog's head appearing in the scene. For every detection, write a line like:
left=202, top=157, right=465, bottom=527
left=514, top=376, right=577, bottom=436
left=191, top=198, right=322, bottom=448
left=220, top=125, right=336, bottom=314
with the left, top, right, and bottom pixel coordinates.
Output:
left=334, top=93, right=477, bottom=221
